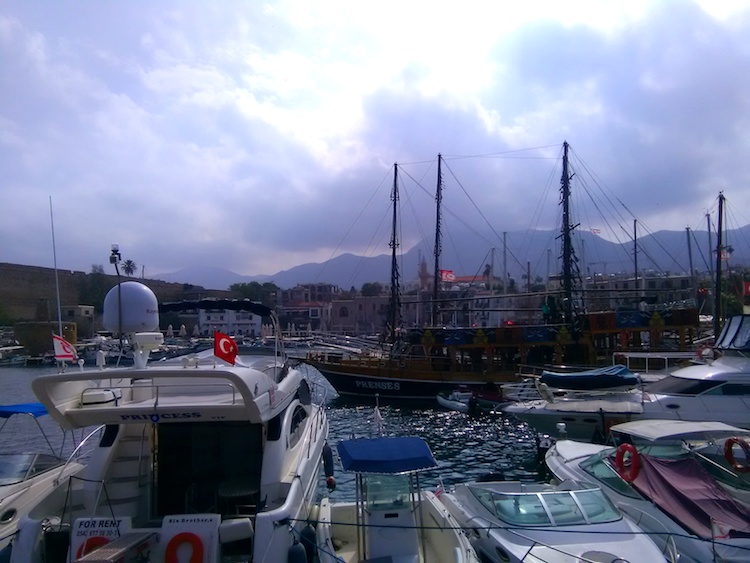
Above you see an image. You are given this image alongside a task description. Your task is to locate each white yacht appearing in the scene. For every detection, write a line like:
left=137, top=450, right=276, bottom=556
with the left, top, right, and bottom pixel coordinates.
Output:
left=504, top=314, right=750, bottom=441
left=0, top=404, right=86, bottom=552
left=315, top=435, right=480, bottom=563
left=545, top=419, right=750, bottom=563
left=7, top=281, right=330, bottom=563
left=438, top=478, right=667, bottom=562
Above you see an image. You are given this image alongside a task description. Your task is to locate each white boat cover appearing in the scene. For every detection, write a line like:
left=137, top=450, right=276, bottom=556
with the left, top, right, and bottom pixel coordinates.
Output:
left=610, top=420, right=750, bottom=442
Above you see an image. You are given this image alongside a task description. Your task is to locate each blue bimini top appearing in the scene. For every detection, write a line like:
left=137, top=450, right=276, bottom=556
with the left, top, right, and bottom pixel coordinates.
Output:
left=336, top=436, right=437, bottom=474
left=0, top=402, right=48, bottom=419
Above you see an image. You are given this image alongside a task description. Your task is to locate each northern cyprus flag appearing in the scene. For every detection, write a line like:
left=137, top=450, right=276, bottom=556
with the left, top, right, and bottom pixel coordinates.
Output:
left=53, top=334, right=77, bottom=361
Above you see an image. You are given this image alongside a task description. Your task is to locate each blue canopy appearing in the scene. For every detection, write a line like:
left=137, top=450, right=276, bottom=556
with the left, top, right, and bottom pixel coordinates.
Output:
left=540, top=364, right=638, bottom=390
left=0, top=403, right=48, bottom=419
left=337, top=436, right=437, bottom=474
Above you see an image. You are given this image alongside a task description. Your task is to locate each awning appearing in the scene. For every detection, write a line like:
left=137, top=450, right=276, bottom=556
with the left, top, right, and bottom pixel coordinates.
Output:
left=337, top=436, right=437, bottom=474
left=0, top=403, right=47, bottom=419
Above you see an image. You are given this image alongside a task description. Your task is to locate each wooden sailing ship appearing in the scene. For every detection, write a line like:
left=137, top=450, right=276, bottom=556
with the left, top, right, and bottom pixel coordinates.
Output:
left=305, top=144, right=701, bottom=401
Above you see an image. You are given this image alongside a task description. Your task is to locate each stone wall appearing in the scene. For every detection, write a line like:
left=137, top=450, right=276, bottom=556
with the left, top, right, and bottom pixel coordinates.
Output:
left=0, top=262, right=236, bottom=323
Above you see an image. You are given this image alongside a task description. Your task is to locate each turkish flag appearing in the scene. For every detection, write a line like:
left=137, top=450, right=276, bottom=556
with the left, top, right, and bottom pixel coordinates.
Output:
left=744, top=281, right=750, bottom=296
left=214, top=331, right=238, bottom=365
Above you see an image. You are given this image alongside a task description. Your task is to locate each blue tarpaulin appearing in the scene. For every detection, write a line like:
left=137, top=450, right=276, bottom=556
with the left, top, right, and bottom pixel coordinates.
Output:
left=0, top=403, right=48, bottom=418
left=337, top=436, right=437, bottom=474
left=540, top=364, right=638, bottom=390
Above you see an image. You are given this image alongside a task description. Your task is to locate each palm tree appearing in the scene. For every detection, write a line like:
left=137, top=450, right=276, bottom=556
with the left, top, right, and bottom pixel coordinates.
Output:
left=122, top=259, right=137, bottom=277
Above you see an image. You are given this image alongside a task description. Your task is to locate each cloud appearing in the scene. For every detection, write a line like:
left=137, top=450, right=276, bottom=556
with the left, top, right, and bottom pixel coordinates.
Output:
left=1, top=0, right=750, bottom=285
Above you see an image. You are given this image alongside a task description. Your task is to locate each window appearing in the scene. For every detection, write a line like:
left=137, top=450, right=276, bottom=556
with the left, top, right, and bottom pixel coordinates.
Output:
left=340, top=307, right=349, bottom=318
left=289, top=406, right=308, bottom=448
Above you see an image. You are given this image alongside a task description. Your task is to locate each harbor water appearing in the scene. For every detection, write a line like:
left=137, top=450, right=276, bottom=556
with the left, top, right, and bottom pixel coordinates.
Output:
left=2, top=363, right=543, bottom=502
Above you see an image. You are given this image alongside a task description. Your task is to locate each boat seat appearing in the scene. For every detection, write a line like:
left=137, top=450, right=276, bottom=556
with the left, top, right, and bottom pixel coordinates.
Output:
left=185, top=480, right=218, bottom=513
left=364, top=506, right=419, bottom=563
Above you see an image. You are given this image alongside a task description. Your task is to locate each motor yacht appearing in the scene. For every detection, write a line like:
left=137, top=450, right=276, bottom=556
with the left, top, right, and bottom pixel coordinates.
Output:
left=0, top=403, right=86, bottom=552
left=7, top=281, right=330, bottom=563
left=437, top=478, right=667, bottom=562
left=545, top=419, right=750, bottom=563
left=315, top=435, right=479, bottom=563
left=504, top=314, right=750, bottom=442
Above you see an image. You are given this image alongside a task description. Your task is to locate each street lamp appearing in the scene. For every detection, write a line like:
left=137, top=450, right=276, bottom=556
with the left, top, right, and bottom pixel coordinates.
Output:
left=110, top=244, right=123, bottom=350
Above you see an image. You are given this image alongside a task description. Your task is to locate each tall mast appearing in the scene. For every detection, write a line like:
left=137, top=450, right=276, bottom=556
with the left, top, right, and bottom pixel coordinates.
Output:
left=713, top=192, right=724, bottom=338
left=387, top=163, right=402, bottom=344
left=560, top=141, right=577, bottom=326
left=432, top=154, right=443, bottom=325
left=633, top=220, right=638, bottom=301
left=686, top=227, right=695, bottom=300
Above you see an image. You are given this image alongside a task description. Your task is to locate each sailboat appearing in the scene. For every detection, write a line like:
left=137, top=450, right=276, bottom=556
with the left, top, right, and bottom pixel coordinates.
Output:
left=305, top=145, right=702, bottom=401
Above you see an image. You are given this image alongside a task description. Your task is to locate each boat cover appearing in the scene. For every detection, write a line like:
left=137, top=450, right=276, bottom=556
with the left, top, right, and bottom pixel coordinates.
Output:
left=632, top=454, right=750, bottom=539
left=0, top=403, right=47, bottom=418
left=545, top=397, right=643, bottom=413
left=540, top=365, right=638, bottom=390
left=337, top=436, right=437, bottom=474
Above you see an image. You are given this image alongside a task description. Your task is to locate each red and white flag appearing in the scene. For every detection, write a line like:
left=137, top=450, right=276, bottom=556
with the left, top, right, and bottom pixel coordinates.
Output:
left=53, top=334, right=77, bottom=361
left=440, top=269, right=456, bottom=282
left=213, top=331, right=238, bottom=365
left=435, top=480, right=445, bottom=497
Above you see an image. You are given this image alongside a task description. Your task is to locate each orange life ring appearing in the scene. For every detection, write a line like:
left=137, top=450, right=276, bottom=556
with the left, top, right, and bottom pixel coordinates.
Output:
left=615, top=443, right=640, bottom=483
left=724, top=437, right=750, bottom=473
left=76, top=536, right=110, bottom=557
left=165, top=531, right=204, bottom=563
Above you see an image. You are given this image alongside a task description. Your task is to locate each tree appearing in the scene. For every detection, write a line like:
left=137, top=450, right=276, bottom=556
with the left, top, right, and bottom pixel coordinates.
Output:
left=483, top=264, right=491, bottom=279
left=122, top=260, right=137, bottom=277
left=361, top=282, right=383, bottom=297
left=91, top=264, right=105, bottom=274
left=229, top=281, right=280, bottom=309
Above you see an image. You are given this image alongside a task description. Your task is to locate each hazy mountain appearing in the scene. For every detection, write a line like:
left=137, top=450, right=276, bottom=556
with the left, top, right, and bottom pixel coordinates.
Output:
left=154, top=225, right=750, bottom=291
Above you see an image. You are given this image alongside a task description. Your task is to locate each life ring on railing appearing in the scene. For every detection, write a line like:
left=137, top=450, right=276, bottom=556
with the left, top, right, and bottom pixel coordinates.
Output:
left=165, top=532, right=204, bottom=563
left=76, top=536, right=110, bottom=558
left=724, top=437, right=750, bottom=473
left=696, top=344, right=714, bottom=361
left=615, top=443, right=640, bottom=483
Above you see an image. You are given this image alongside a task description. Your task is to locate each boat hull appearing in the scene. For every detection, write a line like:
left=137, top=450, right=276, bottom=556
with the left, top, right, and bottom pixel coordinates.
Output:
left=308, top=359, right=501, bottom=400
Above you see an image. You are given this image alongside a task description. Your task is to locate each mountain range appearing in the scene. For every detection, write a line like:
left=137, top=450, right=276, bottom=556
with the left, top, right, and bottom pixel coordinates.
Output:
left=154, top=226, right=750, bottom=291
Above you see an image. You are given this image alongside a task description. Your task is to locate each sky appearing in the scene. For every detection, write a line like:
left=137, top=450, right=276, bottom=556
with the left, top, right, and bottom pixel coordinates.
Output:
left=2, top=0, right=750, bottom=281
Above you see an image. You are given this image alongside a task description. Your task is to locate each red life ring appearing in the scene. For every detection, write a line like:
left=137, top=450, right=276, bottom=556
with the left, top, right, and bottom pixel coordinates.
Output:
left=724, top=437, right=750, bottom=473
left=615, top=443, right=640, bottom=483
left=165, top=531, right=204, bottom=563
left=76, top=536, right=110, bottom=557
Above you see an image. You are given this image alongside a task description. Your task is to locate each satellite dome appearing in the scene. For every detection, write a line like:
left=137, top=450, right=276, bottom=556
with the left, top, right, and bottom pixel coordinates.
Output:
left=103, top=282, right=159, bottom=334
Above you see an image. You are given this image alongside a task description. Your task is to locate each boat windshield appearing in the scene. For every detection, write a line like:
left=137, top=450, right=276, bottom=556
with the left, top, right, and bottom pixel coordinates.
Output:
left=0, top=453, right=64, bottom=485
left=365, top=474, right=412, bottom=511
left=579, top=451, right=642, bottom=499
left=468, top=484, right=621, bottom=526
left=644, top=376, right=724, bottom=396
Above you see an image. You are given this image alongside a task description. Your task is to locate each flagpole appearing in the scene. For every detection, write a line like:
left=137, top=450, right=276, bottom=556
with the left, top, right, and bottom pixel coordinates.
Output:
left=49, top=196, right=64, bottom=340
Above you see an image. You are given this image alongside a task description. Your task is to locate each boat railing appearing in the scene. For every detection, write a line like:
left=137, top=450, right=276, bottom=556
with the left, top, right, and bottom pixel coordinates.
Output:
left=53, top=424, right=106, bottom=486
left=306, top=380, right=330, bottom=461
left=79, top=381, right=239, bottom=407
left=500, top=380, right=541, bottom=402
left=616, top=503, right=680, bottom=563
left=612, top=351, right=698, bottom=374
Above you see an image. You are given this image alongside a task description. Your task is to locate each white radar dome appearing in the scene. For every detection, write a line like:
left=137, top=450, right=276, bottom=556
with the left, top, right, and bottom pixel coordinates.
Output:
left=103, top=281, right=159, bottom=334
